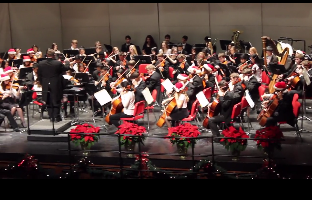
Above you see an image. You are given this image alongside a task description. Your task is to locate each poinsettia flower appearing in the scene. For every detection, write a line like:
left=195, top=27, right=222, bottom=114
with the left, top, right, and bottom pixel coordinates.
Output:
left=70, top=134, right=81, bottom=140
left=84, top=134, right=95, bottom=142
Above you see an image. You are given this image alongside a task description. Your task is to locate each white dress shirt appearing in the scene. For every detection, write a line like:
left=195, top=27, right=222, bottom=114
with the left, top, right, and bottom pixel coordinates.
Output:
left=121, top=91, right=135, bottom=115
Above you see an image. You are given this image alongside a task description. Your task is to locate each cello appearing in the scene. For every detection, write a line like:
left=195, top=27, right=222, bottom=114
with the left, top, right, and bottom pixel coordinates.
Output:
left=156, top=81, right=189, bottom=127
left=203, top=76, right=221, bottom=128
left=257, top=93, right=279, bottom=127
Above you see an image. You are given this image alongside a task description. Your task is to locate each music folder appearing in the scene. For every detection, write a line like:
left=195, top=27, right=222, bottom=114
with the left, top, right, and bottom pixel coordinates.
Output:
left=19, top=67, right=33, bottom=79
left=161, top=79, right=174, bottom=92
left=84, top=48, right=96, bottom=55
left=74, top=72, right=89, bottom=83
left=134, top=55, right=151, bottom=65
left=8, top=59, right=23, bottom=68
left=196, top=91, right=209, bottom=108
left=63, top=49, right=79, bottom=58
left=94, top=89, right=112, bottom=106
left=245, top=90, right=255, bottom=108
left=141, top=87, right=154, bottom=105
left=268, top=64, right=286, bottom=75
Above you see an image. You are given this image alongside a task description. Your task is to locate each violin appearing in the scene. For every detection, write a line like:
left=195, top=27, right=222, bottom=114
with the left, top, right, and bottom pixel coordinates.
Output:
left=140, top=73, right=150, bottom=81
left=122, top=59, right=127, bottom=66
left=70, top=77, right=79, bottom=85
left=180, top=61, right=185, bottom=69
left=232, top=78, right=246, bottom=90
left=31, top=55, right=37, bottom=62
left=286, top=72, right=300, bottom=90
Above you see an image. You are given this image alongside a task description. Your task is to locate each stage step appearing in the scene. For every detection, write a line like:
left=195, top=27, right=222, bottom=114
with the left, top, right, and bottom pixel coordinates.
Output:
left=27, top=119, right=72, bottom=142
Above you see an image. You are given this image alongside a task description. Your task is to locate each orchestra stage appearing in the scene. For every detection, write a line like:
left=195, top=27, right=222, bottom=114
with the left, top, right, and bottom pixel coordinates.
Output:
left=0, top=101, right=312, bottom=173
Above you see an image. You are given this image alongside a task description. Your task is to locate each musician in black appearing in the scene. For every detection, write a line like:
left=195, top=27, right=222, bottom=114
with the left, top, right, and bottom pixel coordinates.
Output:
left=284, top=63, right=305, bottom=97
left=172, top=54, right=189, bottom=80
left=177, top=44, right=188, bottom=55
left=186, top=66, right=203, bottom=110
left=114, top=52, right=128, bottom=78
left=155, top=53, right=169, bottom=79
left=208, top=80, right=235, bottom=141
left=120, top=35, right=134, bottom=53
left=216, top=53, right=231, bottom=79
left=92, top=62, right=103, bottom=81
left=302, top=60, right=312, bottom=98
left=0, top=107, right=20, bottom=132
left=241, top=68, right=261, bottom=103
left=37, top=49, right=70, bottom=122
left=129, top=71, right=146, bottom=103
left=278, top=53, right=304, bottom=80
left=202, top=64, right=215, bottom=90
left=261, top=82, right=295, bottom=127
left=25, top=63, right=38, bottom=89
left=237, top=53, right=249, bottom=73
left=228, top=73, right=245, bottom=104
left=145, top=64, right=161, bottom=104
left=181, top=35, right=192, bottom=55
left=126, top=60, right=136, bottom=70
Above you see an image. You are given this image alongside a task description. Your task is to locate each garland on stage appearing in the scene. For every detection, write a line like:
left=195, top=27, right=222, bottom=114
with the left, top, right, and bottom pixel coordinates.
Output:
left=0, top=153, right=303, bottom=179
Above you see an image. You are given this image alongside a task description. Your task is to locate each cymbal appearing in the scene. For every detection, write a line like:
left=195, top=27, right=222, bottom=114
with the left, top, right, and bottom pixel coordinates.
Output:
left=232, top=29, right=244, bottom=34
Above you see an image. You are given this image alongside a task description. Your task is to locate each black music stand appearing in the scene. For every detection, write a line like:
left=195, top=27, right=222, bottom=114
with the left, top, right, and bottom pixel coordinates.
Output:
left=19, top=67, right=33, bottom=79
left=268, top=64, right=286, bottom=75
left=8, top=59, right=23, bottom=68
left=186, top=56, right=192, bottom=65
left=74, top=72, right=89, bottom=83
left=36, top=58, right=47, bottom=63
left=240, top=41, right=252, bottom=53
left=88, top=62, right=97, bottom=76
left=83, top=56, right=95, bottom=63
left=63, top=49, right=79, bottom=58
left=220, top=40, right=232, bottom=51
left=94, top=52, right=105, bottom=60
left=104, top=44, right=113, bottom=54
left=134, top=55, right=151, bottom=66
left=85, top=48, right=96, bottom=55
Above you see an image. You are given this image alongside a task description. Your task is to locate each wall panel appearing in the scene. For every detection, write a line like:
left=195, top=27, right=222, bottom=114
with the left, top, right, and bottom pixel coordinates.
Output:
left=210, top=3, right=262, bottom=52
left=9, top=3, right=62, bottom=52
left=0, top=3, right=12, bottom=52
left=108, top=3, right=159, bottom=50
left=158, top=3, right=210, bottom=45
left=60, top=3, right=111, bottom=50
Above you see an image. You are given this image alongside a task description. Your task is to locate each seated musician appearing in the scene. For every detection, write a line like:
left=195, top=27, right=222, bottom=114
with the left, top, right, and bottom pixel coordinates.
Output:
left=228, top=73, right=245, bottom=104
left=78, top=47, right=86, bottom=56
left=278, top=53, right=304, bottom=80
left=228, top=46, right=237, bottom=67
left=266, top=46, right=279, bottom=77
left=92, top=62, right=103, bottom=81
left=186, top=66, right=203, bottom=110
left=241, top=68, right=261, bottom=103
left=150, top=47, right=157, bottom=65
left=261, top=82, right=295, bottom=127
left=177, top=43, right=188, bottom=55
left=109, top=81, right=135, bottom=127
left=0, top=74, right=26, bottom=127
left=94, top=66, right=113, bottom=116
left=208, top=80, right=235, bottom=141
left=172, top=54, right=189, bottom=80
left=72, top=55, right=83, bottom=73
left=129, top=71, right=146, bottom=103
left=32, top=79, right=46, bottom=117
left=191, top=52, right=206, bottom=66
left=7, top=49, right=16, bottom=61
left=19, top=56, right=32, bottom=68
left=215, top=53, right=230, bottom=79
left=63, top=70, right=76, bottom=118
left=237, top=53, right=249, bottom=73
left=129, top=45, right=138, bottom=60
left=155, top=53, right=169, bottom=79
left=249, top=54, right=262, bottom=83
left=77, top=63, right=86, bottom=73
left=302, top=60, right=312, bottom=98
left=114, top=52, right=128, bottom=77
left=145, top=64, right=161, bottom=104
left=127, top=60, right=136, bottom=70
left=27, top=48, right=37, bottom=62
left=284, top=62, right=305, bottom=97
left=94, top=46, right=106, bottom=60
left=202, top=64, right=215, bottom=90
left=161, top=82, right=189, bottom=128
left=166, top=49, right=177, bottom=69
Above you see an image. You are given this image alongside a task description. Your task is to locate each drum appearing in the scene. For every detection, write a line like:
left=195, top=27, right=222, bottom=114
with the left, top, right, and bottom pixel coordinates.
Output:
left=276, top=41, right=294, bottom=56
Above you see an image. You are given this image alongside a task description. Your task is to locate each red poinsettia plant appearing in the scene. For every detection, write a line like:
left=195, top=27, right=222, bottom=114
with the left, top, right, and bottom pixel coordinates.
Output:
left=114, top=122, right=146, bottom=146
left=220, top=126, right=249, bottom=153
left=255, top=126, right=284, bottom=152
left=167, top=123, right=201, bottom=148
left=70, top=123, right=100, bottom=148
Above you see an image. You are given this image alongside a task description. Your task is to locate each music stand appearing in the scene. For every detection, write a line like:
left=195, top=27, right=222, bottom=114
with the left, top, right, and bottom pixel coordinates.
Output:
left=37, top=58, right=47, bottom=63
left=134, top=55, right=151, bottom=66
left=186, top=56, right=192, bottom=65
left=85, top=47, right=96, bottom=55
left=82, top=55, right=95, bottom=63
left=241, top=41, right=252, bottom=53
left=94, top=52, right=105, bottom=60
left=74, top=72, right=89, bottom=83
left=135, top=45, right=142, bottom=55
left=19, top=67, right=33, bottom=79
left=268, top=64, right=286, bottom=75
left=8, top=59, right=23, bottom=68
left=220, top=40, right=232, bottom=51
left=63, top=49, right=79, bottom=58
left=104, top=44, right=113, bottom=54
left=88, top=62, right=97, bottom=75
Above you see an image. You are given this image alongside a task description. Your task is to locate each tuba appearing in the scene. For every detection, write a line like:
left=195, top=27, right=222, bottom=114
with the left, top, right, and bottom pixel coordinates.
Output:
left=231, top=30, right=243, bottom=53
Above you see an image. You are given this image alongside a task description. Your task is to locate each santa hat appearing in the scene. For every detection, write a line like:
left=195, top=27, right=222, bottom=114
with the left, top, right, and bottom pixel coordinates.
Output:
left=0, top=74, right=10, bottom=82
left=8, top=49, right=16, bottom=54
left=274, top=81, right=287, bottom=91
left=23, top=56, right=31, bottom=62
left=174, top=82, right=184, bottom=92
left=177, top=74, right=189, bottom=81
left=187, top=66, right=201, bottom=74
left=202, top=64, right=214, bottom=72
left=4, top=66, right=13, bottom=73
left=27, top=48, right=35, bottom=54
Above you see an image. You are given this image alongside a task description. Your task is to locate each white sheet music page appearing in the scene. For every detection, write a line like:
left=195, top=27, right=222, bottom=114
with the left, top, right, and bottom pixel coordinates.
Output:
left=63, top=75, right=72, bottom=80
left=196, top=91, right=209, bottom=107
left=161, top=79, right=174, bottom=92
left=141, top=87, right=154, bottom=105
left=94, top=89, right=112, bottom=106
left=245, top=90, right=255, bottom=108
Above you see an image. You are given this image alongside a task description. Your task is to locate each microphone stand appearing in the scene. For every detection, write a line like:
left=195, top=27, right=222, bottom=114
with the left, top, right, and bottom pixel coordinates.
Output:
left=298, top=83, right=311, bottom=133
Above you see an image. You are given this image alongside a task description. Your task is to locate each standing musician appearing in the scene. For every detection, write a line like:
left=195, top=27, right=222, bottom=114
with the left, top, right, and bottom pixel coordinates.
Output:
left=161, top=81, right=189, bottom=128
left=260, top=82, right=295, bottom=127
left=109, top=81, right=135, bottom=127
left=114, top=52, right=128, bottom=77
left=207, top=80, right=235, bottom=141
left=145, top=64, right=161, bottom=104
left=7, top=49, right=16, bottom=61
left=27, top=48, right=37, bottom=63
left=0, top=74, right=26, bottom=127
left=129, top=71, right=147, bottom=103
left=19, top=56, right=32, bottom=68
left=202, top=64, right=215, bottom=90
left=228, top=73, right=245, bottom=104
left=155, top=53, right=169, bottom=79
left=37, top=49, right=70, bottom=122
left=172, top=54, right=189, bottom=81
left=186, top=66, right=203, bottom=110
left=249, top=54, right=263, bottom=83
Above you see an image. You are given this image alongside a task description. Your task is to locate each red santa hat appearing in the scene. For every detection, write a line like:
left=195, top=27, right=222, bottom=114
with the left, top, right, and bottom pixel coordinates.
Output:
left=274, top=81, right=287, bottom=91
left=0, top=74, right=10, bottom=82
left=27, top=48, right=35, bottom=54
left=187, top=66, right=201, bottom=74
left=23, top=56, right=31, bottom=62
left=177, top=74, right=189, bottom=81
left=202, top=64, right=214, bottom=72
left=174, top=82, right=184, bottom=92
left=8, top=49, right=16, bottom=54
left=4, top=66, right=13, bottom=73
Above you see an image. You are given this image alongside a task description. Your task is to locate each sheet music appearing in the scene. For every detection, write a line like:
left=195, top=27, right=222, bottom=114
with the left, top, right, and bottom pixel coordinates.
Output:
left=94, top=89, right=112, bottom=106
left=161, top=79, right=174, bottom=92
left=141, top=87, right=154, bottom=105
left=196, top=91, right=209, bottom=108
left=245, top=90, right=255, bottom=108
left=63, top=75, right=72, bottom=80
left=303, top=69, right=311, bottom=86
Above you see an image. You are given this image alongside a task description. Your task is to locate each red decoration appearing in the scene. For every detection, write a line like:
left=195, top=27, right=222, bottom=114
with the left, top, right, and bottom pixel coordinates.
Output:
left=115, top=122, right=146, bottom=145
left=167, top=123, right=201, bottom=148
left=220, top=126, right=249, bottom=144
left=69, top=123, right=100, bottom=146
left=18, top=154, right=38, bottom=170
left=255, top=126, right=283, bottom=149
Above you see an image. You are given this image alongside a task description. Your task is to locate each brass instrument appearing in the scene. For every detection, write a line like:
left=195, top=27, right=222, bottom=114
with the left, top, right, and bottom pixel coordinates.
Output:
left=231, top=30, right=243, bottom=53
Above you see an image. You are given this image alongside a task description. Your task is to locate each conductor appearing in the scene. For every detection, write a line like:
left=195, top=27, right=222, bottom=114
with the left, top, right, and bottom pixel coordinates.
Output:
left=37, top=49, right=70, bottom=122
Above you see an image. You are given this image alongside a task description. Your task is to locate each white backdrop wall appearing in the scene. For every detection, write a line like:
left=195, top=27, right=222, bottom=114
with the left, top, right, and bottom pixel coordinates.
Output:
left=0, top=3, right=311, bottom=54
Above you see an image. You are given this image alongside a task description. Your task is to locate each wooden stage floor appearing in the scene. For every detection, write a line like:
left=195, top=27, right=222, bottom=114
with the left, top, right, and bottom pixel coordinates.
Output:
left=0, top=100, right=312, bottom=170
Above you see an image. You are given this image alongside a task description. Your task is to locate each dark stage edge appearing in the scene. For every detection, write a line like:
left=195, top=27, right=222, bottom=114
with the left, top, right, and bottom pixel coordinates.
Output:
left=27, top=119, right=72, bottom=142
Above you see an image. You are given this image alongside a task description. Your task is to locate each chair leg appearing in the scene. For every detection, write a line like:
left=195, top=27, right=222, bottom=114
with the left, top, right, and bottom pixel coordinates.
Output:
left=295, top=123, right=302, bottom=139
left=152, top=109, right=157, bottom=121
left=32, top=103, right=35, bottom=118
